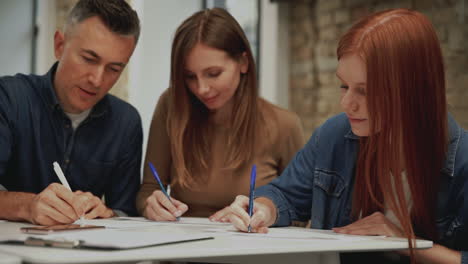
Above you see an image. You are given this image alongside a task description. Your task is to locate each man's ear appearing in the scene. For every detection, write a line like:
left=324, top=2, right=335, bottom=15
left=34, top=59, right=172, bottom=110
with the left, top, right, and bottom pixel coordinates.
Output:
left=54, top=30, right=65, bottom=60
left=240, top=52, right=249, bottom=74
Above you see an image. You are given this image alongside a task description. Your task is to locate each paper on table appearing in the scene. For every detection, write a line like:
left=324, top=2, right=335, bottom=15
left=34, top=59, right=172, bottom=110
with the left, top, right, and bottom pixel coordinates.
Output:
left=119, top=217, right=231, bottom=227
left=73, top=217, right=231, bottom=229
left=74, top=217, right=162, bottom=229
left=205, top=228, right=386, bottom=241
left=1, top=229, right=212, bottom=250
left=161, top=217, right=231, bottom=226
left=52, top=229, right=211, bottom=249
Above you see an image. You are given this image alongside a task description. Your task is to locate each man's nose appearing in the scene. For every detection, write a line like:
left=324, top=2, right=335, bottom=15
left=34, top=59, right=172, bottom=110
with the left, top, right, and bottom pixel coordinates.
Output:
left=88, top=66, right=104, bottom=87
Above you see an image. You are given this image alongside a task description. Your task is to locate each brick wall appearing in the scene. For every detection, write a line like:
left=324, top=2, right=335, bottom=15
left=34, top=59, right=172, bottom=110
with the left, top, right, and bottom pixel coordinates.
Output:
left=289, top=0, right=468, bottom=136
left=56, top=0, right=129, bottom=101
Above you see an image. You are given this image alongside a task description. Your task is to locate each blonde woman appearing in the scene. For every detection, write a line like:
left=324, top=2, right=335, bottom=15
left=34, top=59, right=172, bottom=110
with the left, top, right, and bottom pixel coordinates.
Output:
left=136, top=8, right=304, bottom=220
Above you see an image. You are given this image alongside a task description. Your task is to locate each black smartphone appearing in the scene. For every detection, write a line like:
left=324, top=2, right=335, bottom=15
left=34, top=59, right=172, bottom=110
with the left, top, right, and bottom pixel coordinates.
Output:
left=20, top=224, right=105, bottom=234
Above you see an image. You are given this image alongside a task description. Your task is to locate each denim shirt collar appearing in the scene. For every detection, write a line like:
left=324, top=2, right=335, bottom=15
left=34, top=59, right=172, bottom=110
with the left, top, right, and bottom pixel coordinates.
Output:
left=443, top=115, right=462, bottom=177
left=41, top=62, right=109, bottom=119
left=344, top=130, right=360, bottom=140
left=342, top=114, right=462, bottom=177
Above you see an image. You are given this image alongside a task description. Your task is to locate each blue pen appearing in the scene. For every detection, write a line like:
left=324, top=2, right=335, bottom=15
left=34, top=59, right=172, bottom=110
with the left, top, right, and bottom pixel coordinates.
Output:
left=247, top=164, right=257, bottom=232
left=148, top=162, right=180, bottom=221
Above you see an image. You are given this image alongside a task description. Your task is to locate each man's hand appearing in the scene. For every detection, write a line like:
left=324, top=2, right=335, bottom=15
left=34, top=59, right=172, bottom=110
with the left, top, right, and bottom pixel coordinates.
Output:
left=28, top=183, right=79, bottom=226
left=73, top=191, right=114, bottom=219
left=27, top=183, right=114, bottom=225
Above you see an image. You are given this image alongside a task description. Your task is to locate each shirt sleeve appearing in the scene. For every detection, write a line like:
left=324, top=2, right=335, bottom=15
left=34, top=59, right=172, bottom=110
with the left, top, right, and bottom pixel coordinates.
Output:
left=462, top=251, right=468, bottom=264
left=255, top=126, right=321, bottom=226
left=104, top=108, right=143, bottom=216
left=452, top=131, right=468, bottom=253
left=136, top=91, right=172, bottom=215
left=0, top=80, right=13, bottom=185
left=278, top=113, right=305, bottom=174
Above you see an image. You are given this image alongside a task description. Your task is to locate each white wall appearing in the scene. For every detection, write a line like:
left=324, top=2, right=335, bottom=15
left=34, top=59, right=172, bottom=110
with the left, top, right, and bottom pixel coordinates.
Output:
left=128, top=0, right=202, bottom=164
left=0, top=1, right=34, bottom=76
left=259, top=0, right=289, bottom=108
left=36, top=0, right=56, bottom=75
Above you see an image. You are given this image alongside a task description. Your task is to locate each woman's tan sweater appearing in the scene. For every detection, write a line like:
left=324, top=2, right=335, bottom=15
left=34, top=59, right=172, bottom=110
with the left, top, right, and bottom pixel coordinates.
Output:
left=136, top=91, right=305, bottom=217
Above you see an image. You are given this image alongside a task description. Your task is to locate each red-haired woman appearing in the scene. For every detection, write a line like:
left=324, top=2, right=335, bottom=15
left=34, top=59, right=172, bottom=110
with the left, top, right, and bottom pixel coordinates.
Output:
left=225, top=8, right=468, bottom=263
left=136, top=8, right=304, bottom=220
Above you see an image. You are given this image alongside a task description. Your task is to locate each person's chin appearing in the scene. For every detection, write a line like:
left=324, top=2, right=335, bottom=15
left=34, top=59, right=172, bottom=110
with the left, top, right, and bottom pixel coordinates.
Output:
left=351, top=128, right=370, bottom=137
left=71, top=101, right=94, bottom=113
left=203, top=102, right=220, bottom=111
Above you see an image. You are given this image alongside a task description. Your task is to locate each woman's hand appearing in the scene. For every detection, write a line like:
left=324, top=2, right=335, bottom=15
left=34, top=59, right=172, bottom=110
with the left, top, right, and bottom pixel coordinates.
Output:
left=333, top=212, right=463, bottom=263
left=332, top=212, right=404, bottom=237
left=143, top=190, right=188, bottom=221
left=209, top=206, right=232, bottom=223
left=223, top=195, right=277, bottom=233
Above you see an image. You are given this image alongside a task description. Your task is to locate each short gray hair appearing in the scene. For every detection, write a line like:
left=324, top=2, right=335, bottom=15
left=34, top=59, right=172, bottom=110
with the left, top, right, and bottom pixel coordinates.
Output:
left=65, top=0, right=140, bottom=43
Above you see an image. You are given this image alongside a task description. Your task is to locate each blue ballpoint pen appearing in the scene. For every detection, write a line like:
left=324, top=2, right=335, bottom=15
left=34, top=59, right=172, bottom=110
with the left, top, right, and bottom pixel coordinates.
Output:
left=247, top=164, right=257, bottom=233
left=148, top=162, right=180, bottom=221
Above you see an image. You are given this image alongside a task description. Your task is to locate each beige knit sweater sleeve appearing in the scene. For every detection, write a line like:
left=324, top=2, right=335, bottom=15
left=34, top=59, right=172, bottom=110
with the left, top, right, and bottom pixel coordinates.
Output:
left=136, top=91, right=171, bottom=215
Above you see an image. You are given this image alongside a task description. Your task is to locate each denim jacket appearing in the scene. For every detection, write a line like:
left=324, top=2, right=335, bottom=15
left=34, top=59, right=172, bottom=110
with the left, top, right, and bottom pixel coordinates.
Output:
left=256, top=113, right=468, bottom=263
left=0, top=64, right=143, bottom=216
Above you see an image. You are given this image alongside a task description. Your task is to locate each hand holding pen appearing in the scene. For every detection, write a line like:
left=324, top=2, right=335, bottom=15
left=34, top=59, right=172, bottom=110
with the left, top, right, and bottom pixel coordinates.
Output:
left=143, top=162, right=188, bottom=221
left=223, top=165, right=278, bottom=233
left=53, top=162, right=113, bottom=222
left=25, top=162, right=80, bottom=226
left=226, top=195, right=276, bottom=233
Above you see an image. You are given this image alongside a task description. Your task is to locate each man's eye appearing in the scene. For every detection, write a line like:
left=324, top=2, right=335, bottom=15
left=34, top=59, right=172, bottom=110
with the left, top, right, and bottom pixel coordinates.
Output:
left=83, top=56, right=94, bottom=62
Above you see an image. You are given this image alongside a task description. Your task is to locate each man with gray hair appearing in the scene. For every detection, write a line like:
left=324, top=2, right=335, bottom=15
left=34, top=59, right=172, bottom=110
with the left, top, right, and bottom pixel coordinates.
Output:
left=0, top=0, right=142, bottom=225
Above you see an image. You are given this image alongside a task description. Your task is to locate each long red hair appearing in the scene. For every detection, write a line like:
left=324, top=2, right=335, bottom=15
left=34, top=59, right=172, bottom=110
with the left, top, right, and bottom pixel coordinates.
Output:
left=337, top=8, right=448, bottom=253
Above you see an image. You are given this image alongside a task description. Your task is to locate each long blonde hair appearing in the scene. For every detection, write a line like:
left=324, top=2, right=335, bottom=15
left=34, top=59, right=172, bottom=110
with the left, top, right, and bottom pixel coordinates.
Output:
left=168, top=8, right=259, bottom=188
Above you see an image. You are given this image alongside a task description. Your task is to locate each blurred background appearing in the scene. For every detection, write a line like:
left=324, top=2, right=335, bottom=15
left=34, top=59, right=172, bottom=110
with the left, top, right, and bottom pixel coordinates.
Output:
left=0, top=0, right=466, bottom=148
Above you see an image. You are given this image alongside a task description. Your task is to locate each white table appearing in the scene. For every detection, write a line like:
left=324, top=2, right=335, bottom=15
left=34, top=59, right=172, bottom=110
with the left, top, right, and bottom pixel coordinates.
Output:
left=0, top=251, right=21, bottom=264
left=0, top=220, right=432, bottom=264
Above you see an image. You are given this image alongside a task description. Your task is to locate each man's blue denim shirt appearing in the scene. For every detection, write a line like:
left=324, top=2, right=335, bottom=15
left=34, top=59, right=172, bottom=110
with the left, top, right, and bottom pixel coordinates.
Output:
left=257, top=113, right=468, bottom=262
left=0, top=64, right=143, bottom=216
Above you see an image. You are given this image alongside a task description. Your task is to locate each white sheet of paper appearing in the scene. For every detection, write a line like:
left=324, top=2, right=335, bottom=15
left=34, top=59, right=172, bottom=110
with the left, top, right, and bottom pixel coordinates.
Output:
left=158, top=217, right=231, bottom=226
left=74, top=217, right=162, bottom=229
left=26, top=229, right=212, bottom=249
left=73, top=217, right=231, bottom=229
left=205, top=227, right=386, bottom=241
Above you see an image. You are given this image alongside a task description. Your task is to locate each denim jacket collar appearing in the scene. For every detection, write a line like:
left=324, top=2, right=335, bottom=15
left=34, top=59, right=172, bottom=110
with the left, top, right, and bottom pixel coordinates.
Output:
left=443, top=115, right=462, bottom=177
left=344, top=130, right=359, bottom=140
left=40, top=62, right=109, bottom=119
left=342, top=114, right=462, bottom=177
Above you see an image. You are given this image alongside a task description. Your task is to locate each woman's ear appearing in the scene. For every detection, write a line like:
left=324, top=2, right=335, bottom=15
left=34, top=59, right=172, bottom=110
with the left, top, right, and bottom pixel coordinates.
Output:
left=240, top=52, right=249, bottom=74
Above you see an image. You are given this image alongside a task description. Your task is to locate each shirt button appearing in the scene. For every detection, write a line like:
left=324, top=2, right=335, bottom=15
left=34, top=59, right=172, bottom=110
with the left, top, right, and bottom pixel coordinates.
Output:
left=65, top=124, right=70, bottom=129
left=65, top=159, right=70, bottom=164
